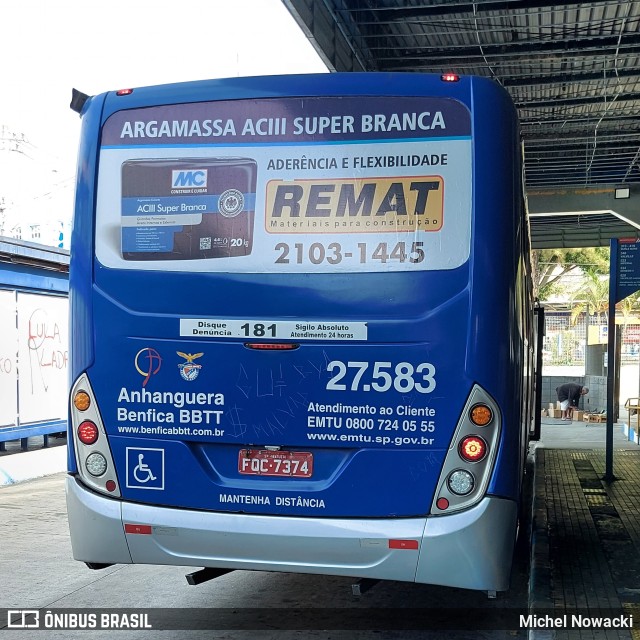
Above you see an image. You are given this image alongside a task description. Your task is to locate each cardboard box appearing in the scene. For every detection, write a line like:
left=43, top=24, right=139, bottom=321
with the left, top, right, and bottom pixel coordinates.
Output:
left=552, top=409, right=562, bottom=418
left=573, top=410, right=584, bottom=421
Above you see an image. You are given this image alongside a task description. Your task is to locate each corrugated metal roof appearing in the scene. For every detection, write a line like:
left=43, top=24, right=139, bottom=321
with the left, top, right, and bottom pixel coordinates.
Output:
left=283, top=0, right=640, bottom=246
left=284, top=0, right=640, bottom=186
left=0, top=236, right=69, bottom=271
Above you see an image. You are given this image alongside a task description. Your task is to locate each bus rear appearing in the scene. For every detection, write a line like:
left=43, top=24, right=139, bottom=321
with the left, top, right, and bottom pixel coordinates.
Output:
left=67, top=72, right=529, bottom=593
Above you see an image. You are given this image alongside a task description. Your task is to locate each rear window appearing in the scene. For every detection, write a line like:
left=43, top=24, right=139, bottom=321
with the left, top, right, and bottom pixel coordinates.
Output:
left=95, top=96, right=472, bottom=274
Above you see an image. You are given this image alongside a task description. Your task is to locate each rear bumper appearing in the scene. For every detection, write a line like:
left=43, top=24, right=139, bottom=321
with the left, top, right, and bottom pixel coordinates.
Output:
left=66, top=475, right=516, bottom=591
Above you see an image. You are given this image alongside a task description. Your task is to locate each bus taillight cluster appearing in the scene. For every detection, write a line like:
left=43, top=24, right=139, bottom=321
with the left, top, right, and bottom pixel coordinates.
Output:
left=70, top=376, right=120, bottom=497
left=431, top=390, right=501, bottom=514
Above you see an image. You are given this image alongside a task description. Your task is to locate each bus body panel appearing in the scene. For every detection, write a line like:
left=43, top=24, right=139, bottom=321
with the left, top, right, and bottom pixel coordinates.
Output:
left=66, top=476, right=515, bottom=591
left=68, top=72, right=532, bottom=591
left=87, top=286, right=470, bottom=517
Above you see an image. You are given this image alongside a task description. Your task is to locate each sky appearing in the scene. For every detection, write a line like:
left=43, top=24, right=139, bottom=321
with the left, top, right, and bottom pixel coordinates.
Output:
left=0, top=0, right=327, bottom=236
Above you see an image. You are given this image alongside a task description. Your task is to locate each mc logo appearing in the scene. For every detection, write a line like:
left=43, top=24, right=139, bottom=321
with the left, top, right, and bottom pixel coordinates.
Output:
left=171, top=169, right=207, bottom=189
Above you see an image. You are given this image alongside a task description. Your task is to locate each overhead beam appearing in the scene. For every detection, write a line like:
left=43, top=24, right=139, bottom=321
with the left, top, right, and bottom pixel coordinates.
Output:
left=502, top=67, right=640, bottom=88
left=527, top=185, right=640, bottom=226
left=521, top=114, right=640, bottom=127
left=515, top=91, right=640, bottom=110
left=377, top=33, right=640, bottom=65
left=529, top=222, right=640, bottom=249
left=524, top=131, right=640, bottom=143
left=344, top=0, right=623, bottom=20
left=527, top=194, right=640, bottom=249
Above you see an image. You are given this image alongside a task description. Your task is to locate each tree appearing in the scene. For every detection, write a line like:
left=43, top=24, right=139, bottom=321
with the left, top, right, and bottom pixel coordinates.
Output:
left=532, top=247, right=609, bottom=299
left=568, top=272, right=640, bottom=327
left=569, top=271, right=609, bottom=325
left=617, top=292, right=640, bottom=322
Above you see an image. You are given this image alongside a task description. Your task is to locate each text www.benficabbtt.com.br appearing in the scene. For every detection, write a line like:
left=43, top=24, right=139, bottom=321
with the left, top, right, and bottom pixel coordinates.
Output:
left=117, top=426, right=223, bottom=437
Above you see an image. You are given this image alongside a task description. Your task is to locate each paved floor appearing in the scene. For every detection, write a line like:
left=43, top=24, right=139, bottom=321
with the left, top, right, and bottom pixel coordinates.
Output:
left=532, top=417, right=640, bottom=639
left=4, top=419, right=640, bottom=638
left=0, top=439, right=66, bottom=486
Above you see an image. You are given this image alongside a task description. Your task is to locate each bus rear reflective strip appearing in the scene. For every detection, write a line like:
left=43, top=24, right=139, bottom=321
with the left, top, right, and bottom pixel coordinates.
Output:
left=388, top=539, right=419, bottom=550
left=124, top=524, right=152, bottom=535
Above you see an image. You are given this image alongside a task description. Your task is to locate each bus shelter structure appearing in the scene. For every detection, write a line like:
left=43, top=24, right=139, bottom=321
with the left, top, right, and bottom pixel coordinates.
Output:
left=0, top=237, right=69, bottom=450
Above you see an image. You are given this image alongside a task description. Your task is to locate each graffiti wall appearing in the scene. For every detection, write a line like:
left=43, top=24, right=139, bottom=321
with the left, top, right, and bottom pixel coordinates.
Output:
left=0, top=290, right=18, bottom=427
left=0, top=291, right=68, bottom=428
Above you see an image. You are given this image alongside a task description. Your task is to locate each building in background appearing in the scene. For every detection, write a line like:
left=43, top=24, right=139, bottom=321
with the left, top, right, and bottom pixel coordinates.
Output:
left=0, top=126, right=73, bottom=250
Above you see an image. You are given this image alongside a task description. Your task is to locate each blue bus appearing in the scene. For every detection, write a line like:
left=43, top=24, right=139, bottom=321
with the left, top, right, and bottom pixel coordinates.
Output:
left=67, top=72, right=537, bottom=594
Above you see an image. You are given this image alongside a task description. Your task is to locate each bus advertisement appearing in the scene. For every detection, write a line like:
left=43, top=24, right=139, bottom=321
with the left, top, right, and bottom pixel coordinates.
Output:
left=67, top=73, right=536, bottom=594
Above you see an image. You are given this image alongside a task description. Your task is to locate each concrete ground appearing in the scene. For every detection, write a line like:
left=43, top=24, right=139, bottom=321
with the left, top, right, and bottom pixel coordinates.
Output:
left=3, top=417, right=640, bottom=638
left=531, top=417, right=640, bottom=639
left=0, top=437, right=66, bottom=486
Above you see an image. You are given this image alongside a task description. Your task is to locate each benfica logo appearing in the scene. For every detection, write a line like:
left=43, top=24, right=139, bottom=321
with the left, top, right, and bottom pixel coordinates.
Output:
left=177, top=351, right=203, bottom=382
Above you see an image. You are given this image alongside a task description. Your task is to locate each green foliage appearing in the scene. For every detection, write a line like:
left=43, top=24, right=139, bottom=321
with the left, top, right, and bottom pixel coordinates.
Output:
left=617, top=291, right=640, bottom=320
left=532, top=247, right=609, bottom=299
left=570, top=271, right=609, bottom=324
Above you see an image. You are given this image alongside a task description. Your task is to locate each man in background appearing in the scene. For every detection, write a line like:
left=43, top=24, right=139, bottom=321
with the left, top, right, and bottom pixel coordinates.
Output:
left=556, top=383, right=589, bottom=421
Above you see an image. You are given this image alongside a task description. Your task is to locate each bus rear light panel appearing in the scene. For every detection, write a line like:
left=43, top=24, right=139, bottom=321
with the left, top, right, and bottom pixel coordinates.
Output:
left=70, top=374, right=121, bottom=497
left=431, top=385, right=501, bottom=514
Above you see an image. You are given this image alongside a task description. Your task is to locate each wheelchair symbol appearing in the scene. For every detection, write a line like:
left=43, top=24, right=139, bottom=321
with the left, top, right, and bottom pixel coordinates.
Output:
left=133, top=454, right=157, bottom=483
left=126, top=447, right=164, bottom=490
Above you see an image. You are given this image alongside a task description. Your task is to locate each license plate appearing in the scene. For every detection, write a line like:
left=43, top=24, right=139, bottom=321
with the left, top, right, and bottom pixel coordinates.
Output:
left=238, top=450, right=313, bottom=478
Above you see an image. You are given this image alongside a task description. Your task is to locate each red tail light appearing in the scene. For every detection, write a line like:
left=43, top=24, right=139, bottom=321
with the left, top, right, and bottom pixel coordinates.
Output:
left=459, top=436, right=487, bottom=462
left=78, top=420, right=99, bottom=445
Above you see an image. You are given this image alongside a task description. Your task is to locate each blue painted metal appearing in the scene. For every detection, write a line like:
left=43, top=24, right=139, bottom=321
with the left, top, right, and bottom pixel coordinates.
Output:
left=0, top=420, right=66, bottom=447
left=70, top=73, right=528, bottom=520
left=0, top=237, right=69, bottom=293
